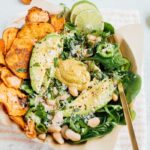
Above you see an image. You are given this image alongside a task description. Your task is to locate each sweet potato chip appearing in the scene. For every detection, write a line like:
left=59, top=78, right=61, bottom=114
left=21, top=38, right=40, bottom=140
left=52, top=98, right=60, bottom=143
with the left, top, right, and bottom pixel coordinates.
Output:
left=5, top=38, right=34, bottom=79
left=25, top=120, right=37, bottom=138
left=26, top=7, right=49, bottom=23
left=21, top=0, right=32, bottom=5
left=51, top=15, right=65, bottom=32
left=0, top=51, right=5, bottom=66
left=0, top=79, right=3, bottom=84
left=0, top=39, right=5, bottom=53
left=0, top=39, right=5, bottom=65
left=0, top=83, right=28, bottom=116
left=2, top=27, right=19, bottom=54
left=9, top=116, right=26, bottom=129
left=0, top=67, right=22, bottom=89
left=17, top=23, right=55, bottom=41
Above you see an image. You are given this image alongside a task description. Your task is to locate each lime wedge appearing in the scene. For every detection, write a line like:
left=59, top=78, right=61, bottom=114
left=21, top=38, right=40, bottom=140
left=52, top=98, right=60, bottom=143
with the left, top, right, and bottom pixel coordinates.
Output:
left=74, top=9, right=104, bottom=32
left=70, top=0, right=98, bottom=23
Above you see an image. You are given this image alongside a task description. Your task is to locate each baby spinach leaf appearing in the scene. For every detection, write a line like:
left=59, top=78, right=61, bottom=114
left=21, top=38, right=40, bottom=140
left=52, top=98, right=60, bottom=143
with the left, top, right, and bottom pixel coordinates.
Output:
left=86, top=54, right=129, bottom=71
left=104, top=22, right=115, bottom=35
left=122, top=72, right=142, bottom=103
left=119, top=109, right=136, bottom=125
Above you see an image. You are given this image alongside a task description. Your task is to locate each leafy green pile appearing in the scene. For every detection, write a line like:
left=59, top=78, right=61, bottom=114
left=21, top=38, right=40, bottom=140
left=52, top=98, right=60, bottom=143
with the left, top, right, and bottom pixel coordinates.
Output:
left=63, top=104, right=124, bottom=143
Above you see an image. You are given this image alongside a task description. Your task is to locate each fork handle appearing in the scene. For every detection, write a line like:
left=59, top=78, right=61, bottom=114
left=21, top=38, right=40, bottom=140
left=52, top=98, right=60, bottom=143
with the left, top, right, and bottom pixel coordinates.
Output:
left=118, top=83, right=139, bottom=150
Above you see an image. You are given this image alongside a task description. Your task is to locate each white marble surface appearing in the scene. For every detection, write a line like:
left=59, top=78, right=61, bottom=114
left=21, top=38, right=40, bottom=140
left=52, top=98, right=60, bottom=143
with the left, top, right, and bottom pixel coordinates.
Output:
left=0, top=0, right=150, bottom=149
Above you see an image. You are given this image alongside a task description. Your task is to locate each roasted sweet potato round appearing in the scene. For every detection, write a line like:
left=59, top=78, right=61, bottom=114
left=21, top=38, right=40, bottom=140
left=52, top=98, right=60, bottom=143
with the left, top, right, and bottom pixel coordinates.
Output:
left=26, top=7, right=49, bottom=23
left=0, top=39, right=5, bottom=65
left=0, top=67, right=22, bottom=89
left=5, top=38, right=34, bottom=79
left=0, top=83, right=28, bottom=116
left=21, top=0, right=32, bottom=5
left=17, top=23, right=55, bottom=41
left=2, top=27, right=19, bottom=54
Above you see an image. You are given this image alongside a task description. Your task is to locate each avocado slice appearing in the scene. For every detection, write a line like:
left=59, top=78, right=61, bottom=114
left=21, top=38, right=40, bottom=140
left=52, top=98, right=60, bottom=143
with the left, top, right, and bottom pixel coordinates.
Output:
left=30, top=33, right=63, bottom=93
left=63, top=79, right=115, bottom=117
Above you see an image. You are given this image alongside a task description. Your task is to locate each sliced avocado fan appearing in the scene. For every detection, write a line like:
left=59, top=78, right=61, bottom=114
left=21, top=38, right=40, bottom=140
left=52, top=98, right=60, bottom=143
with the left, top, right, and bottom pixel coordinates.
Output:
left=63, top=78, right=115, bottom=117
left=30, top=33, right=63, bottom=94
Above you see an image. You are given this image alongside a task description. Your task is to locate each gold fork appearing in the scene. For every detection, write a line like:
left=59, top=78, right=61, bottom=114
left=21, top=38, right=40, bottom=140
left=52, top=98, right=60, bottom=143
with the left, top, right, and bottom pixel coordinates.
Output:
left=118, top=82, right=139, bottom=150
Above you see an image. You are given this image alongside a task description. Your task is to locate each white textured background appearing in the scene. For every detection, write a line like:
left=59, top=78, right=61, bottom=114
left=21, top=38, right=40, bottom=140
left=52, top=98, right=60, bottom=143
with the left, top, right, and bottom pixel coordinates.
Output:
left=0, top=0, right=150, bottom=149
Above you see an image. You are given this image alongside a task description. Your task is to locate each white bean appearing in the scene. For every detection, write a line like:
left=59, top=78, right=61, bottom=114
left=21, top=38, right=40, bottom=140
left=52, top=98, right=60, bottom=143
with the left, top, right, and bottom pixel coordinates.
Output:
left=52, top=111, right=63, bottom=125
left=52, top=132, right=64, bottom=144
left=112, top=93, right=118, bottom=101
left=47, top=100, right=56, bottom=106
left=38, top=133, right=46, bottom=140
left=87, top=34, right=97, bottom=41
left=48, top=125, right=61, bottom=133
left=88, top=117, right=100, bottom=128
left=65, top=129, right=81, bottom=142
left=68, top=87, right=78, bottom=97
left=87, top=34, right=101, bottom=44
left=58, top=94, right=70, bottom=101
left=82, top=49, right=92, bottom=57
left=53, top=87, right=58, bottom=95
left=61, top=125, right=69, bottom=140
left=96, top=37, right=102, bottom=42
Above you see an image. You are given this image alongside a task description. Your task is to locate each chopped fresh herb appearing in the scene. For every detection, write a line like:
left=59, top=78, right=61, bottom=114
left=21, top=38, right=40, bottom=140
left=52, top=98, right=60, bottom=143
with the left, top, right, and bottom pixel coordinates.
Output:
left=54, top=57, right=59, bottom=67
left=60, top=51, right=70, bottom=60
left=58, top=43, right=62, bottom=48
left=33, top=63, right=40, bottom=67
left=16, top=68, right=27, bottom=73
left=35, top=103, right=47, bottom=122
left=64, top=22, right=76, bottom=31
